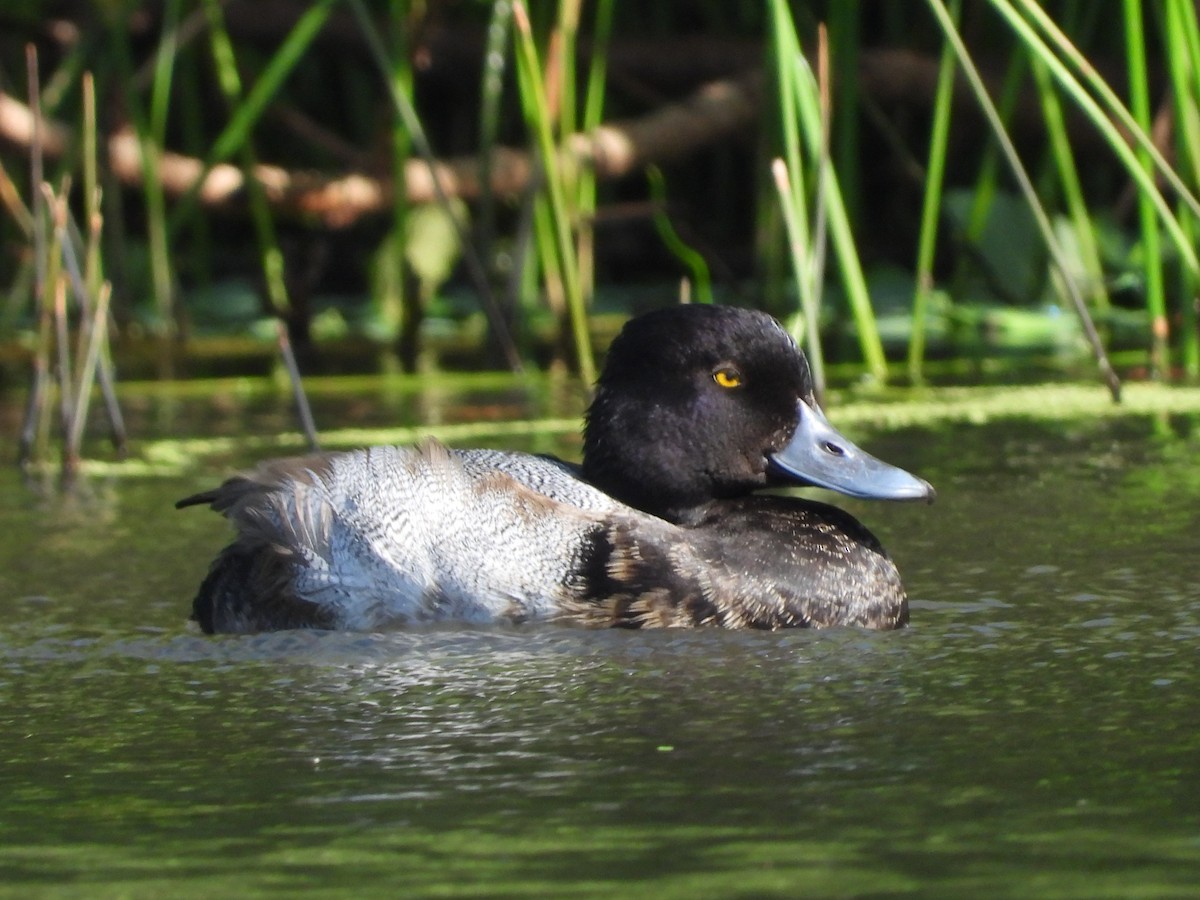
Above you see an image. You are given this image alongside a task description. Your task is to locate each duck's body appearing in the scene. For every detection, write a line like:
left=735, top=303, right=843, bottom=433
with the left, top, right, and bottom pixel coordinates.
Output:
left=180, top=305, right=932, bottom=634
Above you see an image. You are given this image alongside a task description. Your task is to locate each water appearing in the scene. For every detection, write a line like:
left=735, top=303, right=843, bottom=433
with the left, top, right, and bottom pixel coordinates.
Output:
left=1, top=388, right=1198, bottom=897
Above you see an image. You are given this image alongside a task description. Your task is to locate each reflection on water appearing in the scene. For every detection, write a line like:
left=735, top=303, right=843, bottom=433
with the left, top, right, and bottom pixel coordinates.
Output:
left=1, top=397, right=1199, bottom=895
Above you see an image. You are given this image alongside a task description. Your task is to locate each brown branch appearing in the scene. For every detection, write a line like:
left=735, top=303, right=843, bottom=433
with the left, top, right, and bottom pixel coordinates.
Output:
left=3, top=42, right=1123, bottom=232
left=1, top=73, right=760, bottom=230
left=0, top=91, right=70, bottom=156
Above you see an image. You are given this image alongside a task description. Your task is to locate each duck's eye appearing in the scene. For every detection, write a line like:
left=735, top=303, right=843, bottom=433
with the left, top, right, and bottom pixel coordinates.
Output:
left=713, top=367, right=742, bottom=389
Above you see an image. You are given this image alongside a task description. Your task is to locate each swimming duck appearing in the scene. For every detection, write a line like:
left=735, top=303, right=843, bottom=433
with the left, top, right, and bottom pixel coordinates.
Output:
left=178, top=305, right=933, bottom=634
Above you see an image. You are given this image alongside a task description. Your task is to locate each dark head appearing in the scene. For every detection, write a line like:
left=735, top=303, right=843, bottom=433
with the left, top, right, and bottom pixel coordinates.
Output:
left=581, top=305, right=933, bottom=521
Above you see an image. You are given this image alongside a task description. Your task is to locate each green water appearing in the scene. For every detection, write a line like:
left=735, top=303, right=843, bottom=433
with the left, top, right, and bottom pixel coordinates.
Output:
left=1, top=386, right=1199, bottom=897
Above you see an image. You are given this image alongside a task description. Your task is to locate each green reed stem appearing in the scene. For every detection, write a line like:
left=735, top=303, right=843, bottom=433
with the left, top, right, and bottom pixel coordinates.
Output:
left=793, top=62, right=886, bottom=381
left=1013, top=0, right=1200, bottom=225
left=202, top=0, right=292, bottom=321
left=768, top=0, right=807, bottom=258
left=557, top=0, right=580, bottom=139
left=516, top=25, right=562, bottom=330
left=75, top=73, right=99, bottom=382
left=1177, top=212, right=1200, bottom=379
left=828, top=0, right=861, bottom=233
left=80, top=72, right=109, bottom=427
left=119, top=0, right=181, bottom=329
left=349, top=0, right=521, bottom=371
left=532, top=193, right=567, bottom=328
left=19, top=44, right=50, bottom=467
left=174, top=35, right=213, bottom=290
left=204, top=0, right=335, bottom=174
left=908, top=0, right=958, bottom=384
left=513, top=0, right=594, bottom=382
left=772, top=159, right=826, bottom=399
left=1123, top=0, right=1167, bottom=375
left=947, top=49, right=1024, bottom=311
left=44, top=188, right=74, bottom=453
left=769, top=0, right=886, bottom=384
left=478, top=1, right=513, bottom=283
left=1168, top=0, right=1200, bottom=189
left=388, top=0, right=413, bottom=349
left=169, top=0, right=337, bottom=237
left=53, top=94, right=128, bottom=462
left=1032, top=56, right=1109, bottom=315
left=81, top=72, right=102, bottom=307
left=576, top=0, right=615, bottom=317
left=990, top=0, right=1200, bottom=273
left=556, top=0, right=586, bottom=316
left=772, top=0, right=811, bottom=331
left=1165, top=0, right=1200, bottom=378
left=581, top=0, right=614, bottom=136
left=40, top=29, right=90, bottom=116
left=926, top=0, right=1121, bottom=400
left=647, top=165, right=712, bottom=304
left=0, top=156, right=33, bottom=237
left=961, top=53, right=1026, bottom=247
left=513, top=189, right=543, bottom=320
left=68, top=282, right=111, bottom=459
left=760, top=0, right=802, bottom=317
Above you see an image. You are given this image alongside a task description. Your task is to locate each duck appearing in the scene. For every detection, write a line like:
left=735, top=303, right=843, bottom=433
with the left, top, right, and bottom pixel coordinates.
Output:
left=177, top=304, right=933, bottom=634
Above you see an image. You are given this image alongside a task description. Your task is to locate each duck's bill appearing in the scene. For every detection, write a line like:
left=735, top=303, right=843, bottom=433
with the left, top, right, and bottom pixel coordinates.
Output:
left=769, top=400, right=935, bottom=502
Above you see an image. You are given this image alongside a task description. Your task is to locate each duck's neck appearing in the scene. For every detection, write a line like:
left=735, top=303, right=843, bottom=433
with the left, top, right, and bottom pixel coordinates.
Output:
left=579, top=455, right=694, bottom=524
left=582, top=431, right=743, bottom=526
left=581, top=402, right=694, bottom=523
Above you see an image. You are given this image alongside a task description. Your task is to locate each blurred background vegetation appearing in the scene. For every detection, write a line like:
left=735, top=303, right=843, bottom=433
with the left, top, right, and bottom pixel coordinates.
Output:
left=2, top=0, right=1199, bottom=397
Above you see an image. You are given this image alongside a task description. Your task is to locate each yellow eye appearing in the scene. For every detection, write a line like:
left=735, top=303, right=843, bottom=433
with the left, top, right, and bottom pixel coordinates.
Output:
left=713, top=367, right=742, bottom=389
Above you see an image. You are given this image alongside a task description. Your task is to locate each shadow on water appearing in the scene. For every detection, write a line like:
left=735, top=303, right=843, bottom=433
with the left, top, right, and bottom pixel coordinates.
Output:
left=1, top=389, right=1199, bottom=896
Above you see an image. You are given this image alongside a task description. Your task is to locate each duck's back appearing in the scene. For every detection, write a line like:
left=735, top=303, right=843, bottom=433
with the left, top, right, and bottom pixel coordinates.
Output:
left=185, top=441, right=667, bottom=633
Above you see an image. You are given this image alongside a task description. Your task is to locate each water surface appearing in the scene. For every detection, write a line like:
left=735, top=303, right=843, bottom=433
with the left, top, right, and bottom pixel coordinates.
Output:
left=1, top=387, right=1198, bottom=897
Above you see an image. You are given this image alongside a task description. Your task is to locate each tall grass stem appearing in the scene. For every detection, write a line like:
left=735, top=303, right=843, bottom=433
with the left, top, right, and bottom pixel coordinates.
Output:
left=908, top=0, right=958, bottom=384
left=512, top=0, right=595, bottom=383
left=926, top=0, right=1121, bottom=400
left=1123, top=0, right=1167, bottom=374
left=349, top=0, right=523, bottom=372
left=991, top=0, right=1200, bottom=271
left=1031, top=56, right=1110, bottom=317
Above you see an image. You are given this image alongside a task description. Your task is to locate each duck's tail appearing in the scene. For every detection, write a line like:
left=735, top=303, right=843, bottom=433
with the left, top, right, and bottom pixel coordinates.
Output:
left=178, top=454, right=343, bottom=634
left=188, top=536, right=337, bottom=634
left=189, top=542, right=254, bottom=634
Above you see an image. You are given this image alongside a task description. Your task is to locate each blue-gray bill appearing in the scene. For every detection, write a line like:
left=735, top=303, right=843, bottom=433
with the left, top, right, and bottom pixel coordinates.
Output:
left=770, top=400, right=935, bottom=502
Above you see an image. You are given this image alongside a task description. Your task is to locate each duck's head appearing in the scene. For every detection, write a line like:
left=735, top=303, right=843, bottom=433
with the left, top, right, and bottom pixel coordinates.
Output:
left=581, top=305, right=934, bottom=521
